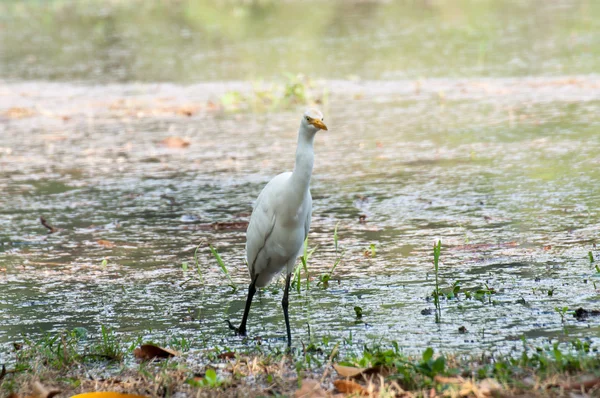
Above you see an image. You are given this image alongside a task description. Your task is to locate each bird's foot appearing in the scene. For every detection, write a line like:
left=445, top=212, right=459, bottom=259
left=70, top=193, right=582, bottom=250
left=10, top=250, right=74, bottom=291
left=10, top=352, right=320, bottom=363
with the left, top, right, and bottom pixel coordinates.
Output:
left=225, top=320, right=246, bottom=336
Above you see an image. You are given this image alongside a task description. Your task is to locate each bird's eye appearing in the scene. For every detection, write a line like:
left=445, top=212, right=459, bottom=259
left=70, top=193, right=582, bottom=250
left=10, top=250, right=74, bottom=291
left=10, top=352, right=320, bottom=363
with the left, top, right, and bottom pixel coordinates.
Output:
left=306, top=117, right=310, bottom=121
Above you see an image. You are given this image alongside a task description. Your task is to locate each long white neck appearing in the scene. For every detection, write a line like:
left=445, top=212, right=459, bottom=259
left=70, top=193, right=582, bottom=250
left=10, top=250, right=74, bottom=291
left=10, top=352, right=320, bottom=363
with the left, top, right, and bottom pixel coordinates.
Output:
left=289, top=127, right=315, bottom=195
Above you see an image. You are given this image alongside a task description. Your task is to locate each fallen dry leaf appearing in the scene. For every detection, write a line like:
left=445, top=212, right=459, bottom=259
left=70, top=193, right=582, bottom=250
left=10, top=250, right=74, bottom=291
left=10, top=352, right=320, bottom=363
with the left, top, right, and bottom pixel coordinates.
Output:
left=217, top=351, right=236, bottom=360
left=71, top=393, right=147, bottom=398
left=97, top=240, right=115, bottom=248
left=175, top=106, right=199, bottom=117
left=31, top=381, right=60, bottom=398
left=4, top=107, right=36, bottom=119
left=133, top=344, right=180, bottom=361
left=478, top=378, right=502, bottom=395
left=554, top=377, right=600, bottom=391
left=333, top=364, right=389, bottom=379
left=333, top=364, right=366, bottom=378
left=295, top=379, right=327, bottom=398
left=451, top=241, right=518, bottom=251
left=434, top=375, right=465, bottom=384
left=160, top=137, right=190, bottom=148
left=333, top=379, right=367, bottom=396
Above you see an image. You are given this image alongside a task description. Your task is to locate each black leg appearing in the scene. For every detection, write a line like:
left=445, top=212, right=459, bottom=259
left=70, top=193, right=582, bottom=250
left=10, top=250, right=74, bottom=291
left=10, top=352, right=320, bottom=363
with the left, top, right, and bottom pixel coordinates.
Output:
left=282, top=273, right=292, bottom=348
left=227, top=274, right=258, bottom=336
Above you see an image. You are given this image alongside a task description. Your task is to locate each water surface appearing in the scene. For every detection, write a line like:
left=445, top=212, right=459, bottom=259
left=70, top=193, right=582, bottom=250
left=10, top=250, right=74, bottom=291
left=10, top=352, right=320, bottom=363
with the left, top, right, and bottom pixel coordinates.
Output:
left=1, top=0, right=600, bottom=361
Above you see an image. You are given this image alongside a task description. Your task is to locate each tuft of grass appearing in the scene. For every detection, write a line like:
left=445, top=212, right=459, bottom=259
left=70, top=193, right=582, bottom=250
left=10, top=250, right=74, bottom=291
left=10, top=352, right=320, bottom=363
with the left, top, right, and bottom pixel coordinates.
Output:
left=208, top=244, right=236, bottom=292
left=92, top=325, right=125, bottom=361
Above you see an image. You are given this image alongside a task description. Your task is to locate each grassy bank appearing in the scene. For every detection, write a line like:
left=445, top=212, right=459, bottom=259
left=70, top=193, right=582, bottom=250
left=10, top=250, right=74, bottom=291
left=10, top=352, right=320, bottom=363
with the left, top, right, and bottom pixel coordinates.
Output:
left=2, top=327, right=600, bottom=397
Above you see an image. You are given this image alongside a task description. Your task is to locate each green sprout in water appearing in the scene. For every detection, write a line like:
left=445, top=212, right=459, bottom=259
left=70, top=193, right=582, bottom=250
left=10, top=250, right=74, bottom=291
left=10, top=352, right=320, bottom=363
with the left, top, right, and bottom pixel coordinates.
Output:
left=432, top=240, right=442, bottom=322
left=318, top=253, right=344, bottom=289
left=589, top=251, right=594, bottom=263
left=474, top=284, right=496, bottom=304
left=333, top=221, right=340, bottom=254
left=354, top=306, right=363, bottom=319
left=293, top=237, right=317, bottom=293
left=194, top=242, right=204, bottom=285
left=208, top=244, right=236, bottom=292
left=318, top=223, right=345, bottom=289
left=101, top=258, right=108, bottom=268
left=181, top=262, right=189, bottom=272
left=555, top=306, right=569, bottom=323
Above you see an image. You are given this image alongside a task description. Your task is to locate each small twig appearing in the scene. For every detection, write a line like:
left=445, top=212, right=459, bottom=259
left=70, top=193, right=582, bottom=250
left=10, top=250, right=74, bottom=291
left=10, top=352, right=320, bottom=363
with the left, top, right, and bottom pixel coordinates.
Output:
left=40, top=217, right=57, bottom=233
left=320, top=343, right=339, bottom=384
left=160, top=194, right=178, bottom=206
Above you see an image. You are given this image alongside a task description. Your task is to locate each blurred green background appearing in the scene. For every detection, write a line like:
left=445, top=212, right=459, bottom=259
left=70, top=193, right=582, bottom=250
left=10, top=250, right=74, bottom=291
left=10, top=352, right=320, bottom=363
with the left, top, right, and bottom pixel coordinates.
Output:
left=2, top=0, right=599, bottom=83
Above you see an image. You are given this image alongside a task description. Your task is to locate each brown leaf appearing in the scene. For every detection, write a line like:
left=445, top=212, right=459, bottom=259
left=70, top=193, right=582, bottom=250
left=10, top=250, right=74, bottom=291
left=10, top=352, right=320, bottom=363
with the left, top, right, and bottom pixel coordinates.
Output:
left=434, top=375, right=464, bottom=384
left=4, top=107, right=36, bottom=119
left=32, top=381, right=61, bottom=398
left=478, top=378, right=502, bottom=395
left=295, top=379, right=327, bottom=398
left=71, top=393, right=147, bottom=398
left=133, top=344, right=180, bottom=361
left=557, top=377, right=600, bottom=391
left=452, top=241, right=518, bottom=251
left=97, top=240, right=115, bottom=248
left=333, top=364, right=390, bottom=379
left=217, top=351, right=236, bottom=360
left=175, top=106, right=199, bottom=117
left=197, top=221, right=249, bottom=231
left=160, top=137, right=190, bottom=148
left=333, top=364, right=366, bottom=378
left=333, top=379, right=366, bottom=395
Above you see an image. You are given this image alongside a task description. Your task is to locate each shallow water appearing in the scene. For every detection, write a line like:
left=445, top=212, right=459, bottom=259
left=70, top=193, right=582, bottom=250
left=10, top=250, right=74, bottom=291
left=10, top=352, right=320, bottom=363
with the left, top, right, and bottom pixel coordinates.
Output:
left=1, top=0, right=600, bottom=361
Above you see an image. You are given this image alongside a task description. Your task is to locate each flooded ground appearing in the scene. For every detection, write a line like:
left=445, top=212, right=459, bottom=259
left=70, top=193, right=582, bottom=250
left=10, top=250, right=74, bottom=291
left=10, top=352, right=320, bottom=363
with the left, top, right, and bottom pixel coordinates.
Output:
left=1, top=0, right=600, bottom=363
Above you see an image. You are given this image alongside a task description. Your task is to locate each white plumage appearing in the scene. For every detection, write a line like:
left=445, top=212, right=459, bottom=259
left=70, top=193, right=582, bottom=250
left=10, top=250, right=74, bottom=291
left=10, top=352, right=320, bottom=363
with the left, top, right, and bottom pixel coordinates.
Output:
left=228, top=108, right=327, bottom=347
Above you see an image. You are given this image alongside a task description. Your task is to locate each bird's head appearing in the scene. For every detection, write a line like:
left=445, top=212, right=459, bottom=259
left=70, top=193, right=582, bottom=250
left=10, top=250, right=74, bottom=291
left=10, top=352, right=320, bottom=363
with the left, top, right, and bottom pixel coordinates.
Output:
left=301, top=108, right=327, bottom=133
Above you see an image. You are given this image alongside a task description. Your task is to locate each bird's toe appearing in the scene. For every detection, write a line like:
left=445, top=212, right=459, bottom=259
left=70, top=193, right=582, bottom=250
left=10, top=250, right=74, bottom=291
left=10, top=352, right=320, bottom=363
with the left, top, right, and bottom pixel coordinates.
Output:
left=225, top=320, right=247, bottom=336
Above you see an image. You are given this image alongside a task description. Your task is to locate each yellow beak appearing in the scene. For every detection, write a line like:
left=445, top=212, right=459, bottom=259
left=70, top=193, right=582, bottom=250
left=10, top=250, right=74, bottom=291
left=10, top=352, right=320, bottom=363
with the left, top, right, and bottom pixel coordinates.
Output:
left=310, top=119, right=328, bottom=131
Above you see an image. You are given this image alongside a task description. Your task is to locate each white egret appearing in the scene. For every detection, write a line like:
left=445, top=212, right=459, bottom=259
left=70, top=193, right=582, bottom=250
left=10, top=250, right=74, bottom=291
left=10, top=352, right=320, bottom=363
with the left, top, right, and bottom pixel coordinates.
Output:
left=227, top=109, right=327, bottom=347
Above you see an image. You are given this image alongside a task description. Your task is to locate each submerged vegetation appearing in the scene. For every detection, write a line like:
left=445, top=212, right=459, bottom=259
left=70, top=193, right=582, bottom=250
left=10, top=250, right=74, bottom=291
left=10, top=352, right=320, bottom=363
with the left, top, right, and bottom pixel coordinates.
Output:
left=220, top=74, right=328, bottom=113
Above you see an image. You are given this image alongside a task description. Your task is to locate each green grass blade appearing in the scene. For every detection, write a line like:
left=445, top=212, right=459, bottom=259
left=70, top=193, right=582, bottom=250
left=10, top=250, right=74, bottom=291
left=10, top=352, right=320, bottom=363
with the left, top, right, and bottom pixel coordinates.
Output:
left=209, top=244, right=236, bottom=291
